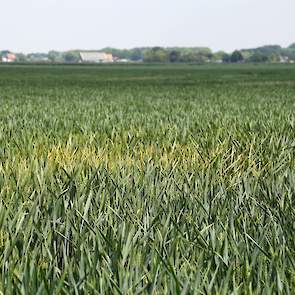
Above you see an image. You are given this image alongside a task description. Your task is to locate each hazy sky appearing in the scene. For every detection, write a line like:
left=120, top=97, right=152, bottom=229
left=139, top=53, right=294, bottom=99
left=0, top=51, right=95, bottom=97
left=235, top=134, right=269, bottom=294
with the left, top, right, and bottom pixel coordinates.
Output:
left=2, top=0, right=294, bottom=53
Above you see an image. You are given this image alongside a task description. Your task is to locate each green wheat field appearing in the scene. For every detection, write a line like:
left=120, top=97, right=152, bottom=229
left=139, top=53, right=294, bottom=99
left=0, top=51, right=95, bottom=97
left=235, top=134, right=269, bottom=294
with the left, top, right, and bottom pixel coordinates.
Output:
left=1, top=64, right=295, bottom=294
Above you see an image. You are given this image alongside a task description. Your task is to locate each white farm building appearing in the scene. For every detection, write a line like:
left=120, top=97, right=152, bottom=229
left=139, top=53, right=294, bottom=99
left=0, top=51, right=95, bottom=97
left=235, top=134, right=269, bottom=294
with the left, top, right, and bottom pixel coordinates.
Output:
left=79, top=52, right=113, bottom=63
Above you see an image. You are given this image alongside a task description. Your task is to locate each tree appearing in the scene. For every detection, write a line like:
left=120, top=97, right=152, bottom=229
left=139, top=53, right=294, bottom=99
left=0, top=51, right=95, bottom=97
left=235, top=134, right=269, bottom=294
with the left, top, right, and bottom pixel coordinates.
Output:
left=169, top=50, right=180, bottom=63
left=212, top=51, right=226, bottom=61
left=222, top=53, right=231, bottom=63
left=285, top=50, right=295, bottom=61
left=256, top=45, right=281, bottom=56
left=230, top=50, right=243, bottom=63
left=48, top=51, right=61, bottom=63
left=143, top=47, right=168, bottom=63
left=130, top=49, right=143, bottom=61
left=206, top=52, right=213, bottom=60
left=194, top=52, right=207, bottom=63
left=63, top=51, right=79, bottom=63
left=248, top=52, right=268, bottom=63
left=289, top=43, right=295, bottom=49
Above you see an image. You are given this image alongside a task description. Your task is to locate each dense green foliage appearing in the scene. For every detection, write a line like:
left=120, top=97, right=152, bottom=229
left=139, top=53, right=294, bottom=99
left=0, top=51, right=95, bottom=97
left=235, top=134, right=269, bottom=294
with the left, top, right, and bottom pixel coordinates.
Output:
left=241, top=45, right=295, bottom=63
left=230, top=51, right=244, bottom=63
left=3, top=43, right=295, bottom=64
left=1, top=64, right=295, bottom=293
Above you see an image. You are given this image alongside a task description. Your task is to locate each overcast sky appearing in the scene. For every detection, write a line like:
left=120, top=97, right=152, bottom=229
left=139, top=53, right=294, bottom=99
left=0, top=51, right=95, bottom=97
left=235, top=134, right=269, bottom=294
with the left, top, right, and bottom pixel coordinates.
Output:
left=1, top=0, right=294, bottom=53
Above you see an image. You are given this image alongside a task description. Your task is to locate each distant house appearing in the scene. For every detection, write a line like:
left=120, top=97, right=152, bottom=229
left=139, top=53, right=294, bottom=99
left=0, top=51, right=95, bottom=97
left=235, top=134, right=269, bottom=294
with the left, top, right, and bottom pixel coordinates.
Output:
left=279, top=56, right=289, bottom=63
left=79, top=52, right=113, bottom=63
left=1, top=51, right=16, bottom=63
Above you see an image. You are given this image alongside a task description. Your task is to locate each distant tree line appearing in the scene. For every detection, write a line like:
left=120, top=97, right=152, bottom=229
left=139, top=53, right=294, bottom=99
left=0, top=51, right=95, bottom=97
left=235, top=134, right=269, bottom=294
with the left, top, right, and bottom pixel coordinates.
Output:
left=1, top=43, right=295, bottom=64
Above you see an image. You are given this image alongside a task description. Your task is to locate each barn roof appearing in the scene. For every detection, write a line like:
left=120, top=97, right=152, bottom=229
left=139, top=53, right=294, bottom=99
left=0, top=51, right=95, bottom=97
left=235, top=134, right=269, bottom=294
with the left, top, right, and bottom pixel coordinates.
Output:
left=80, top=52, right=113, bottom=62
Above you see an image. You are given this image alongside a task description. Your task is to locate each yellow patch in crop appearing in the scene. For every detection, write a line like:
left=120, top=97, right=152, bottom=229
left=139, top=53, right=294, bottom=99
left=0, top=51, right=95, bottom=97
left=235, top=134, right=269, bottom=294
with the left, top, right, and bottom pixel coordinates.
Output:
left=45, top=142, right=202, bottom=172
